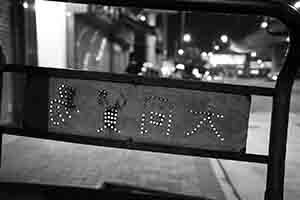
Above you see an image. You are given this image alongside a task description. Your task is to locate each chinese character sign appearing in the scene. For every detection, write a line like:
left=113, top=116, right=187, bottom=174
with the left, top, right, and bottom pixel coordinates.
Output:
left=48, top=78, right=250, bottom=152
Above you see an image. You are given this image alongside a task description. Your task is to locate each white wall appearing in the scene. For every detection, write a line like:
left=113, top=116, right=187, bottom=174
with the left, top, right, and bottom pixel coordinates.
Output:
left=35, top=0, right=67, bottom=68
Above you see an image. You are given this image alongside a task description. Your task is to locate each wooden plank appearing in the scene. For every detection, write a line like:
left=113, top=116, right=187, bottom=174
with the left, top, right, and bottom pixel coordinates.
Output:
left=48, top=77, right=251, bottom=152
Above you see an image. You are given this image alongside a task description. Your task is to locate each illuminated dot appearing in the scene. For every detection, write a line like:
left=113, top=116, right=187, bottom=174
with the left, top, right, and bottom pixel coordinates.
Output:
left=200, top=121, right=203, bottom=124
left=145, top=130, right=148, bottom=133
left=207, top=117, right=211, bottom=120
left=167, top=129, right=170, bottom=132
left=141, top=127, right=144, bottom=130
left=197, top=124, right=200, bottom=128
left=142, top=118, right=145, bottom=121
left=59, top=114, right=62, bottom=117
left=50, top=118, right=54, bottom=121
left=168, top=120, right=172, bottom=122
left=210, top=125, right=214, bottom=127
left=62, top=118, right=65, bottom=122
left=118, top=130, right=121, bottom=133
left=203, top=118, right=207, bottom=121
left=49, top=109, right=52, bottom=113
left=69, top=115, right=72, bottom=119
left=57, top=106, right=60, bottom=109
left=142, top=113, right=145, bottom=116
left=186, top=132, right=190, bottom=136
left=221, top=138, right=225, bottom=141
left=168, top=124, right=171, bottom=127
left=221, top=115, right=224, bottom=118
left=97, top=129, right=100, bottom=133
left=77, top=110, right=80, bottom=113
left=166, top=133, right=170, bottom=136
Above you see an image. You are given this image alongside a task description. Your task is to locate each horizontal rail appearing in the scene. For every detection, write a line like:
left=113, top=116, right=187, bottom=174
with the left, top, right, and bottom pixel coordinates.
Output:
left=0, top=182, right=213, bottom=200
left=0, top=64, right=275, bottom=97
left=0, top=126, right=269, bottom=164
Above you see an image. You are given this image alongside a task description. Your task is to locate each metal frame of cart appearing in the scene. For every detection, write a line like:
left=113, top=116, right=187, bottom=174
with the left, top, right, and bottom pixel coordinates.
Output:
left=1, top=0, right=300, bottom=199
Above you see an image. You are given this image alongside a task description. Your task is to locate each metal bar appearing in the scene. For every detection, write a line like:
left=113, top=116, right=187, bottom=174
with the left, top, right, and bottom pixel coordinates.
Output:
left=0, top=133, right=2, bottom=167
left=23, top=72, right=49, bottom=130
left=0, top=126, right=269, bottom=164
left=265, top=50, right=300, bottom=200
left=0, top=181, right=212, bottom=200
left=0, top=64, right=275, bottom=97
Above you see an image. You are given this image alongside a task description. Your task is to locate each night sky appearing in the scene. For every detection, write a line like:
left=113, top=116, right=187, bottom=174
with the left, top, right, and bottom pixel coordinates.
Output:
left=167, top=11, right=264, bottom=54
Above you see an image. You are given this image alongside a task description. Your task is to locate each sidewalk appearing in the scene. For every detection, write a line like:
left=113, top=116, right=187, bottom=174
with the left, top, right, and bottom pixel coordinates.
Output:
left=0, top=134, right=226, bottom=200
left=217, top=112, right=300, bottom=200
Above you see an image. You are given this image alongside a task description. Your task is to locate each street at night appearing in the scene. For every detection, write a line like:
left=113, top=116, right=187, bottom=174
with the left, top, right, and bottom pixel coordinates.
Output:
left=1, top=0, right=300, bottom=199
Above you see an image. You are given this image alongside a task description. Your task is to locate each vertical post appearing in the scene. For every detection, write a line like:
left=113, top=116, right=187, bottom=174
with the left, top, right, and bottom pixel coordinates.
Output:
left=265, top=39, right=295, bottom=200
left=162, top=13, right=168, bottom=59
left=0, top=133, right=2, bottom=167
left=180, top=11, right=185, bottom=49
left=265, top=79, right=293, bottom=200
left=146, top=13, right=156, bottom=66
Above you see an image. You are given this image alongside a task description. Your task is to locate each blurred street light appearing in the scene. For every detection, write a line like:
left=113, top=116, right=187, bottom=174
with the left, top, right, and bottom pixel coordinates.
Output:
left=260, top=21, right=268, bottom=29
left=257, top=59, right=263, bottom=64
left=183, top=33, right=192, bottom=42
left=201, top=51, right=208, bottom=57
left=178, top=49, right=184, bottom=55
left=220, top=35, right=229, bottom=43
left=138, top=15, right=146, bottom=22
left=23, top=1, right=29, bottom=9
left=176, top=63, right=185, bottom=70
left=214, top=45, right=220, bottom=51
left=251, top=52, right=257, bottom=57
left=294, top=1, right=300, bottom=9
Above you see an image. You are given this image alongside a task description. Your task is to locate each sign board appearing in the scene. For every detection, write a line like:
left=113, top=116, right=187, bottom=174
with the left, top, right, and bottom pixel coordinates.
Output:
left=47, top=77, right=251, bottom=152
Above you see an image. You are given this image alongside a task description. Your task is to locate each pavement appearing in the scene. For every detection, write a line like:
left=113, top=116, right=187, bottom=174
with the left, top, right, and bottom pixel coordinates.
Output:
left=216, top=112, right=300, bottom=200
left=0, top=134, right=226, bottom=200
